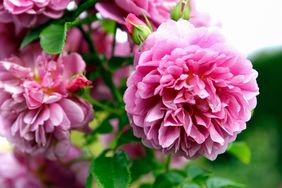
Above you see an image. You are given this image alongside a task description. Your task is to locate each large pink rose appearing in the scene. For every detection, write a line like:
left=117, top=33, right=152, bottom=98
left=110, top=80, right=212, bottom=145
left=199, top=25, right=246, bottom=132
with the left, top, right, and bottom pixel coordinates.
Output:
left=124, top=19, right=259, bottom=160
left=0, top=44, right=93, bottom=159
left=96, top=0, right=211, bottom=27
left=0, top=0, right=69, bottom=29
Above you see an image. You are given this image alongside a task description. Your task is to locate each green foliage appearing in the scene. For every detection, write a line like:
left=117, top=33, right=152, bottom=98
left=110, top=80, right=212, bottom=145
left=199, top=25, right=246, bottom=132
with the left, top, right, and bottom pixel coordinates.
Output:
left=88, top=151, right=131, bottom=188
left=108, top=56, right=134, bottom=72
left=153, top=172, right=185, bottom=188
left=227, top=142, right=251, bottom=164
left=206, top=177, right=246, bottom=188
left=130, top=149, right=160, bottom=182
left=116, top=129, right=141, bottom=148
left=101, top=19, right=117, bottom=34
left=39, top=24, right=68, bottom=54
left=93, top=118, right=113, bottom=134
left=20, top=28, right=42, bottom=48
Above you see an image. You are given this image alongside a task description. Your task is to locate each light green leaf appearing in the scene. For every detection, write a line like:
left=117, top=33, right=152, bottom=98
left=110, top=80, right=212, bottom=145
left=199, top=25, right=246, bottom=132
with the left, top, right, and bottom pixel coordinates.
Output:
left=227, top=142, right=251, bottom=164
left=183, top=183, right=201, bottom=188
left=206, top=177, right=246, bottom=188
left=39, top=24, right=68, bottom=54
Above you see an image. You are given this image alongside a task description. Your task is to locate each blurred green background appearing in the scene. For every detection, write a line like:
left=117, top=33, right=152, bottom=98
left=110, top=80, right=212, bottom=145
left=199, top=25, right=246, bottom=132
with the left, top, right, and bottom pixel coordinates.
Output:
left=193, top=47, right=282, bottom=188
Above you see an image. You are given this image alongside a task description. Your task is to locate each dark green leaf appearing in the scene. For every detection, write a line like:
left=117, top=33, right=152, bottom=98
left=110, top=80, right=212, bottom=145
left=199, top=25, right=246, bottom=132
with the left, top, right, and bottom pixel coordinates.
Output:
left=186, top=165, right=211, bottom=185
left=140, top=184, right=153, bottom=188
left=130, top=150, right=159, bottom=182
left=118, top=113, right=129, bottom=131
left=94, top=118, right=113, bottom=134
left=40, top=24, right=68, bottom=54
left=153, top=172, right=185, bottom=188
left=206, top=177, right=246, bottom=188
left=108, top=56, right=134, bottom=72
left=117, top=129, right=141, bottom=148
left=227, top=142, right=251, bottom=164
left=20, top=28, right=42, bottom=48
left=90, top=151, right=131, bottom=188
left=187, top=165, right=209, bottom=180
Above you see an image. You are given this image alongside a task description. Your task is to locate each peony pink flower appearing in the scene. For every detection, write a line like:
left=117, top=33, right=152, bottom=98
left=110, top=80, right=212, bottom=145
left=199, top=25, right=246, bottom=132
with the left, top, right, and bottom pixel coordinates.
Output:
left=0, top=0, right=69, bottom=29
left=0, top=44, right=93, bottom=159
left=124, top=19, right=259, bottom=160
left=96, top=0, right=211, bottom=27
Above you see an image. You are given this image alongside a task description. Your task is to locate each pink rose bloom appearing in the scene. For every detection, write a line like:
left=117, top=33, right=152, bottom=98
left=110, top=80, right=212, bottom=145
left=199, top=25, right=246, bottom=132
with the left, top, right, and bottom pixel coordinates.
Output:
left=0, top=0, right=69, bottom=29
left=124, top=19, right=259, bottom=160
left=0, top=44, right=93, bottom=159
left=96, top=0, right=211, bottom=27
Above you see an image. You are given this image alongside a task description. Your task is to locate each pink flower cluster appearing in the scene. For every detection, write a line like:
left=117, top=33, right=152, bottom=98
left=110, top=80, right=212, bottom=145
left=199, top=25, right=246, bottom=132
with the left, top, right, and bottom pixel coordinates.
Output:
left=0, top=0, right=69, bottom=28
left=0, top=44, right=93, bottom=159
left=124, top=19, right=259, bottom=160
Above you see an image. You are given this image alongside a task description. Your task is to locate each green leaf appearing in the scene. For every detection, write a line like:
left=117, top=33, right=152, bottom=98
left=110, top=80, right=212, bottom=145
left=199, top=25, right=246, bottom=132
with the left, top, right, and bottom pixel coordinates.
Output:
left=182, top=183, right=201, bottom=188
left=118, top=113, right=129, bottom=131
left=108, top=56, right=134, bottom=72
left=206, top=177, right=246, bottom=188
left=90, top=151, right=131, bottom=188
left=101, top=19, right=117, bottom=33
left=153, top=172, right=185, bottom=188
left=39, top=24, right=68, bottom=54
left=227, top=142, right=251, bottom=164
left=93, top=118, right=113, bottom=134
left=186, top=165, right=211, bottom=185
left=117, top=129, right=141, bottom=148
left=130, top=149, right=159, bottom=182
left=140, top=184, right=153, bottom=188
left=187, top=165, right=208, bottom=180
left=20, top=28, right=42, bottom=48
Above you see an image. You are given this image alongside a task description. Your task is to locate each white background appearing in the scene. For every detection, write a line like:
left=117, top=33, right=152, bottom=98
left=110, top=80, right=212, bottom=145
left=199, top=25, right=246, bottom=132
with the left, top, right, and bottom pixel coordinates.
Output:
left=197, top=0, right=282, bottom=55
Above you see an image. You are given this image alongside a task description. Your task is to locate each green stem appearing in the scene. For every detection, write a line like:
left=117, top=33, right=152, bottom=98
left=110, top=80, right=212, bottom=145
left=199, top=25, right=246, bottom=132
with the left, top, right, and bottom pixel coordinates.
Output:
left=165, top=154, right=172, bottom=172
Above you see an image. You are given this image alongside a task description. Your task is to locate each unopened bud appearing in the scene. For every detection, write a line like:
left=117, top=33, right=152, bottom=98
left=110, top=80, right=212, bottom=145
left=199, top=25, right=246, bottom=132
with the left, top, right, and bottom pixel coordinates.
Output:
left=67, top=75, right=92, bottom=93
left=171, top=0, right=191, bottom=21
left=125, top=13, right=152, bottom=45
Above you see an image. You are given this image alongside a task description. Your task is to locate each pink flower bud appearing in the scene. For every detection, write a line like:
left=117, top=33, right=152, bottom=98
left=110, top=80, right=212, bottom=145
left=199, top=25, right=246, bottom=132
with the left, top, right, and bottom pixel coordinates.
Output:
left=67, top=75, right=92, bottom=93
left=125, top=13, right=152, bottom=45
